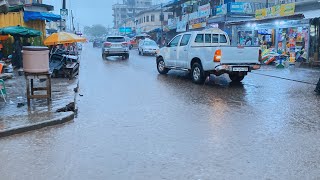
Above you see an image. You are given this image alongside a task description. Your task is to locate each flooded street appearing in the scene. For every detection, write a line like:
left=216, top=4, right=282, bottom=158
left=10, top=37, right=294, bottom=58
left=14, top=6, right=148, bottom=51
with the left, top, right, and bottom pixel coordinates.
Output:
left=1, top=44, right=320, bottom=179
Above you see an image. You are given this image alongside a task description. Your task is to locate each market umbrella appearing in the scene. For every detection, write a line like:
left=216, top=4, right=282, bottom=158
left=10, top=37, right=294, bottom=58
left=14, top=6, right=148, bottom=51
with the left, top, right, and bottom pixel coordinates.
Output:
left=44, top=32, right=86, bottom=46
left=0, top=26, right=42, bottom=37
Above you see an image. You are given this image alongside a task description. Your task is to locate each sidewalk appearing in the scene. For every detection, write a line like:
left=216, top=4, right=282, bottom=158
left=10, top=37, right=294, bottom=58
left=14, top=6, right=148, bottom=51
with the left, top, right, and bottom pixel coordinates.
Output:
left=0, top=71, right=77, bottom=137
left=254, top=65, right=320, bottom=85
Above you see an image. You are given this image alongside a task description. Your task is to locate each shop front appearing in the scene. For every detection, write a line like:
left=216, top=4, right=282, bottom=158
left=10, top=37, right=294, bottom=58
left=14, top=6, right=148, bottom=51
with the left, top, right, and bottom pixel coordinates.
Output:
left=231, top=16, right=309, bottom=66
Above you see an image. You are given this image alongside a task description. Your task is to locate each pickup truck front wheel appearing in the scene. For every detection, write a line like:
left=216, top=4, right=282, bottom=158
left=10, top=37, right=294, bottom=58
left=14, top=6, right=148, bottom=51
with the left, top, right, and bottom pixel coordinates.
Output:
left=229, top=73, right=245, bottom=82
left=157, top=58, right=169, bottom=74
left=191, top=63, right=205, bottom=84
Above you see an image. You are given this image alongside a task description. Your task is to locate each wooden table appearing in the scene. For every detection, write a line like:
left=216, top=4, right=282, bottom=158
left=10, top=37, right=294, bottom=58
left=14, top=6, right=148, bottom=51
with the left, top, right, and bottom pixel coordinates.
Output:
left=25, top=72, right=51, bottom=106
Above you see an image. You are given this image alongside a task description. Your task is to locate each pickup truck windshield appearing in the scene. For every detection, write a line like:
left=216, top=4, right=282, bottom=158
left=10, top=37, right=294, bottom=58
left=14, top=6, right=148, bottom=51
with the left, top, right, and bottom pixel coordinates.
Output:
left=107, top=37, right=125, bottom=42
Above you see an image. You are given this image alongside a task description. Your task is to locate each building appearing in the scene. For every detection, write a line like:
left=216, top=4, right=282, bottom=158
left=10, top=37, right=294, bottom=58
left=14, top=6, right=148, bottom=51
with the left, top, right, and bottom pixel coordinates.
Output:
left=0, top=0, right=60, bottom=54
left=113, top=0, right=152, bottom=29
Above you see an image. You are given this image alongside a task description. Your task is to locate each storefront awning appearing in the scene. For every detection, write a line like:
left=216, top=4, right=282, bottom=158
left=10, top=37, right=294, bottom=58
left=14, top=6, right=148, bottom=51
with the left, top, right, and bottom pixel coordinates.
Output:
left=303, top=9, right=320, bottom=19
left=24, top=11, right=61, bottom=22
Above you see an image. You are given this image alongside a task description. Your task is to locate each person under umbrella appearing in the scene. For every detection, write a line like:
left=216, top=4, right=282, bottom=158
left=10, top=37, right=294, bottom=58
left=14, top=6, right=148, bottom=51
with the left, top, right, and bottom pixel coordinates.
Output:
left=12, top=36, right=22, bottom=69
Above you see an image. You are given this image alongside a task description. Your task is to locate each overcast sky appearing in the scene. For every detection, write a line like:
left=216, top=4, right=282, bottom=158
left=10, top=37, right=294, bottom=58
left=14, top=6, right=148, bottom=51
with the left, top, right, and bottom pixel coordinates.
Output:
left=43, top=0, right=169, bottom=29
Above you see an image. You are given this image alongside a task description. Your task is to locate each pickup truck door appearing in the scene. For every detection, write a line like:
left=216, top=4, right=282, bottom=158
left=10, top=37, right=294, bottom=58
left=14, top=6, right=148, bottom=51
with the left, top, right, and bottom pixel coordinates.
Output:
left=177, top=34, right=191, bottom=68
left=166, top=35, right=182, bottom=67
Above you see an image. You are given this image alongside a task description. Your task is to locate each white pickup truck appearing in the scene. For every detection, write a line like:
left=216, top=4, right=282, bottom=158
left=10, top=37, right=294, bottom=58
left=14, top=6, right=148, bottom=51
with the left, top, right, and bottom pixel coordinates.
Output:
left=156, top=28, right=261, bottom=84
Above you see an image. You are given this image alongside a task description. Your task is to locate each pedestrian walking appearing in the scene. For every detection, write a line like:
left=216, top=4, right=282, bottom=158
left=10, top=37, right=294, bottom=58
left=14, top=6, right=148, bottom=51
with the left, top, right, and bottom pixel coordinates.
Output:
left=315, top=77, right=320, bottom=95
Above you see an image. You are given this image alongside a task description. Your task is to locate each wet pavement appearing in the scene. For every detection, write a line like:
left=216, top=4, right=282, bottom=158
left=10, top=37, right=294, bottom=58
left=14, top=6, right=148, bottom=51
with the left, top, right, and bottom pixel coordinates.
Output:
left=0, top=43, right=320, bottom=179
left=0, top=71, right=77, bottom=134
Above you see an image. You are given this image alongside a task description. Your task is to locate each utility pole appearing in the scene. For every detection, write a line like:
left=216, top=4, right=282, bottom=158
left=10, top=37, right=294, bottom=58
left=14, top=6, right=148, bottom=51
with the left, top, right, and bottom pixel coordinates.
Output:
left=60, top=0, right=67, bottom=31
left=160, top=3, right=164, bottom=46
left=266, top=0, right=269, bottom=8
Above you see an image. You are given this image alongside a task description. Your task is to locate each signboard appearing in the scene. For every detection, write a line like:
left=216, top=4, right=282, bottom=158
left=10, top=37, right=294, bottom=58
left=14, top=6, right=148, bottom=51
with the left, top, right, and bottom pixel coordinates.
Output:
left=198, top=3, right=211, bottom=18
left=280, top=3, right=295, bottom=16
left=216, top=4, right=227, bottom=15
left=177, top=21, right=187, bottom=32
left=229, top=2, right=253, bottom=14
left=119, top=27, right=132, bottom=33
left=255, top=3, right=295, bottom=19
left=189, top=17, right=207, bottom=30
left=168, top=17, right=179, bottom=30
left=182, top=14, right=189, bottom=22
left=255, top=8, right=266, bottom=19
left=60, top=9, right=68, bottom=19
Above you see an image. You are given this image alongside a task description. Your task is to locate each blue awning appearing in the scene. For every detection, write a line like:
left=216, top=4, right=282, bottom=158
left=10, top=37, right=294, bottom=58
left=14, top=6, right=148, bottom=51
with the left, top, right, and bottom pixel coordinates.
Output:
left=24, top=11, right=61, bottom=22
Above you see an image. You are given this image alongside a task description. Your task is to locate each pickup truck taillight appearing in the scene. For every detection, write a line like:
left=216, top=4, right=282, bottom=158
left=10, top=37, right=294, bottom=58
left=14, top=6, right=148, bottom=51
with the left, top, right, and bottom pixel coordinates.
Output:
left=214, top=49, right=221, bottom=62
left=104, top=42, right=111, bottom=47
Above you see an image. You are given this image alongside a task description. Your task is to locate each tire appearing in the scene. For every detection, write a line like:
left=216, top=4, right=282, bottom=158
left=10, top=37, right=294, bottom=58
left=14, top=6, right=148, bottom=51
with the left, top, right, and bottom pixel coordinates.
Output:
left=191, top=62, right=206, bottom=84
left=124, top=54, right=129, bottom=59
left=102, top=54, right=107, bottom=60
left=229, top=73, right=245, bottom=82
left=157, top=58, right=169, bottom=74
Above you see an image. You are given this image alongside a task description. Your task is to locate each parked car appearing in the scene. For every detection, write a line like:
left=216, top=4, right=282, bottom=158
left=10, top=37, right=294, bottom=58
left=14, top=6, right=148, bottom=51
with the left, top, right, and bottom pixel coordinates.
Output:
left=138, top=39, right=159, bottom=56
left=156, top=28, right=261, bottom=83
left=130, top=34, right=151, bottom=48
left=102, top=36, right=129, bottom=60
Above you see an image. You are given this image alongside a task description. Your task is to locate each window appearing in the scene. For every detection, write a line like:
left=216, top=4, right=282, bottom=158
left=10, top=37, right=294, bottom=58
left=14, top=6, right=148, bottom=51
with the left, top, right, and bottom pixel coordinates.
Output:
left=151, top=15, right=155, bottom=22
left=168, top=35, right=181, bottom=47
left=195, top=34, right=204, bottom=43
left=107, top=37, right=125, bottom=43
left=212, top=34, right=219, bottom=43
left=144, top=17, right=146, bottom=23
left=220, top=35, right=227, bottom=43
left=205, top=34, right=211, bottom=43
left=180, top=34, right=191, bottom=46
left=146, top=16, right=149, bottom=22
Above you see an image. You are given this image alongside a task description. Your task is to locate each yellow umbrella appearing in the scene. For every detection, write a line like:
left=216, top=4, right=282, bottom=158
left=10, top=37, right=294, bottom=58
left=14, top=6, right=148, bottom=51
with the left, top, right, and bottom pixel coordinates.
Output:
left=44, top=32, right=86, bottom=46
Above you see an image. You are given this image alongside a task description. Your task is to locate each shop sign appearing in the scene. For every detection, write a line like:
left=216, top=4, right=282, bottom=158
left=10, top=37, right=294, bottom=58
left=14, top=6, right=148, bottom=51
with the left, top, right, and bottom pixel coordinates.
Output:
left=255, top=3, right=295, bottom=19
left=229, top=2, right=253, bottom=14
left=255, top=8, right=266, bottom=19
left=198, top=3, right=211, bottom=18
left=189, top=17, right=207, bottom=30
left=272, top=5, right=281, bottom=16
left=280, top=3, right=295, bottom=16
left=216, top=4, right=227, bottom=16
left=177, top=21, right=187, bottom=32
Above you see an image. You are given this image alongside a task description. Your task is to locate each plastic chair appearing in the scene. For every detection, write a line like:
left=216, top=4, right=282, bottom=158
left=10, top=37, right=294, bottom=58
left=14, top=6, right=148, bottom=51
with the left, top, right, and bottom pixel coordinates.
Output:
left=0, top=79, right=6, bottom=102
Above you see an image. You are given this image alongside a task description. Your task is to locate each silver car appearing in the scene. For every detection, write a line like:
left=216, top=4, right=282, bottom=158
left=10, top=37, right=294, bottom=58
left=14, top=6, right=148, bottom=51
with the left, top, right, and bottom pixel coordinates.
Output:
left=138, top=39, right=159, bottom=56
left=102, top=36, right=129, bottom=60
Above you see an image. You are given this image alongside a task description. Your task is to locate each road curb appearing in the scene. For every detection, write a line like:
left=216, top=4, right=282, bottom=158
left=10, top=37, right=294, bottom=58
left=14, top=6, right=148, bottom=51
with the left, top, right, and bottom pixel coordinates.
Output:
left=0, top=112, right=74, bottom=138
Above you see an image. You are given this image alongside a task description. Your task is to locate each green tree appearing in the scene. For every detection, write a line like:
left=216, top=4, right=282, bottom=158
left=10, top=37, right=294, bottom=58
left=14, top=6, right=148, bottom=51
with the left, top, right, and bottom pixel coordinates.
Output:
left=84, top=24, right=107, bottom=38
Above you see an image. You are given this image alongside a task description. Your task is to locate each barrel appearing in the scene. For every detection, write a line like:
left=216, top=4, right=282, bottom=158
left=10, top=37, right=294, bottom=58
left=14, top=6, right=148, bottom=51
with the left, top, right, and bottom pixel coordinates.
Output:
left=23, top=46, right=49, bottom=73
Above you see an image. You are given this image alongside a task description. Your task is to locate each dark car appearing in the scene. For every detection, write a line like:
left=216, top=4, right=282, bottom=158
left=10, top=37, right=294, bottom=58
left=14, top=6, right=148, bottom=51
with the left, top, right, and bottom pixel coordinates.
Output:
left=93, top=40, right=103, bottom=48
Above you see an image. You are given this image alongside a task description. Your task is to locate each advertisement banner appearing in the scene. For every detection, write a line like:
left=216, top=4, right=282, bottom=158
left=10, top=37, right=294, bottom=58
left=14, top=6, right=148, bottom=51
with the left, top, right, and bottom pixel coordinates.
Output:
left=280, top=3, right=295, bottom=16
left=168, top=17, right=178, bottom=30
left=272, top=5, right=280, bottom=16
left=189, top=17, right=206, bottom=30
left=198, top=3, right=211, bottom=18
left=216, top=4, right=227, bottom=15
left=255, top=8, right=266, bottom=19
left=177, top=21, right=187, bottom=32
left=229, top=2, right=253, bottom=14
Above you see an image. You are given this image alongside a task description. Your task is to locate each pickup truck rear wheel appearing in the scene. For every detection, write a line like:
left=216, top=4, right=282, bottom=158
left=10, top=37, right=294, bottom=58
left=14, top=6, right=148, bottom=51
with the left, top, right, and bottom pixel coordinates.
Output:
left=229, top=73, right=245, bottom=82
left=157, top=58, right=169, bottom=74
left=191, top=63, right=205, bottom=84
